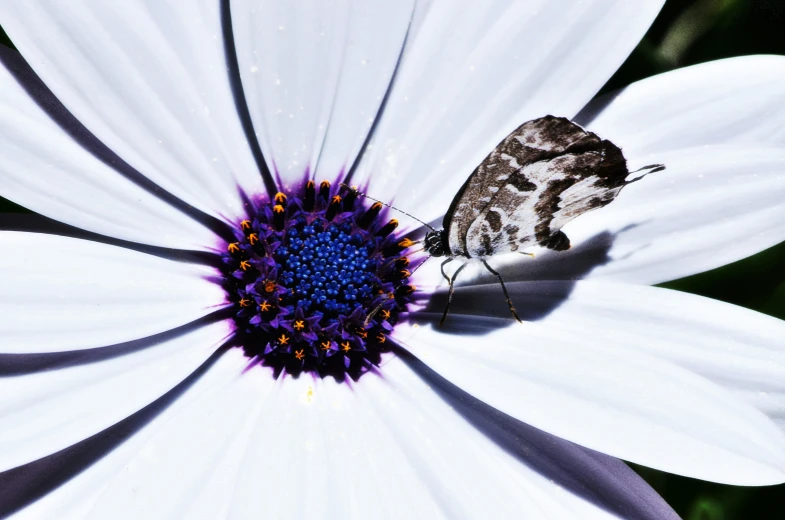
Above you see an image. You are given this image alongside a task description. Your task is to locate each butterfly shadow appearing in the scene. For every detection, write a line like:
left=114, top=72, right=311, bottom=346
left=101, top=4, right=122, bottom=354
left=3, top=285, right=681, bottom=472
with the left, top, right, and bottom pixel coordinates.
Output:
left=412, top=226, right=638, bottom=336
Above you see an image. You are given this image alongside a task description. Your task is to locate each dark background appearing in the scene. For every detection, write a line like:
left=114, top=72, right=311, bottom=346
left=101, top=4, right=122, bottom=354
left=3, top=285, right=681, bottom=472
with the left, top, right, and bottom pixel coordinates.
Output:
left=1, top=0, right=784, bottom=518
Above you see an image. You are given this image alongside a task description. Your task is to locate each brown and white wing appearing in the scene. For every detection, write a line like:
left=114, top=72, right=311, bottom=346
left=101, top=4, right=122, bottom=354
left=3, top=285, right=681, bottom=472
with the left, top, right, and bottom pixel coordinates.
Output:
left=444, top=116, right=600, bottom=256
left=464, top=138, right=628, bottom=257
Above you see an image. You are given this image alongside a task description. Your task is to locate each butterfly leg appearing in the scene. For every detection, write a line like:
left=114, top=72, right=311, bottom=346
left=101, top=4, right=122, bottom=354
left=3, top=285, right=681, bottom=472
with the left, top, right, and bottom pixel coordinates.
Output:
left=481, top=260, right=522, bottom=323
left=440, top=258, right=453, bottom=285
left=439, top=262, right=466, bottom=326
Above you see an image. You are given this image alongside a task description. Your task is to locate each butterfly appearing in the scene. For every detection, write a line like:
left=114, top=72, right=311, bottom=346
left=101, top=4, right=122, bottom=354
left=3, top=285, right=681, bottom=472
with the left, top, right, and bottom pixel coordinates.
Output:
left=349, top=115, right=663, bottom=325
left=421, top=115, right=663, bottom=323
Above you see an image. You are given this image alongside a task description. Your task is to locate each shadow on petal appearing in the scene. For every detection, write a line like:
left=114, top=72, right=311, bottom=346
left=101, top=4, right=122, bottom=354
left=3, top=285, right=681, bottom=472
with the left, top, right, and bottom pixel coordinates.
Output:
left=218, top=0, right=278, bottom=197
left=394, top=344, right=679, bottom=520
left=0, top=45, right=233, bottom=243
left=0, top=311, right=233, bottom=376
left=0, top=213, right=218, bottom=266
left=574, top=87, right=627, bottom=128
left=0, top=347, right=230, bottom=518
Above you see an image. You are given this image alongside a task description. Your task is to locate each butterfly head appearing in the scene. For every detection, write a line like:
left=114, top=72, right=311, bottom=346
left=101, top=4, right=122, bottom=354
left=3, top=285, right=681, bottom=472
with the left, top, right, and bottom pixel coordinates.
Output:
left=424, top=229, right=448, bottom=257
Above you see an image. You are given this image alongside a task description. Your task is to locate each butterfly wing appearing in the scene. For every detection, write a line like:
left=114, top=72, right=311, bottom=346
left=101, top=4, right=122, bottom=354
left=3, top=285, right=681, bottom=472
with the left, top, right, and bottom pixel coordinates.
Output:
left=444, top=116, right=606, bottom=256
left=464, top=127, right=629, bottom=256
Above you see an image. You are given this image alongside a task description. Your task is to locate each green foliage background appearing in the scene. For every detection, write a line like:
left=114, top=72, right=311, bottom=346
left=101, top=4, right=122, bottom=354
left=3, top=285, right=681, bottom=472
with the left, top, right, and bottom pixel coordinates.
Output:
left=1, top=1, right=784, bottom=518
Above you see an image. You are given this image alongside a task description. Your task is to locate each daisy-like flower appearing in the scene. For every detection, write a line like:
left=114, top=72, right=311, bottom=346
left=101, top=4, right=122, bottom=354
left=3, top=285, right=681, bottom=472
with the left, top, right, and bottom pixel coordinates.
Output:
left=1, top=1, right=785, bottom=519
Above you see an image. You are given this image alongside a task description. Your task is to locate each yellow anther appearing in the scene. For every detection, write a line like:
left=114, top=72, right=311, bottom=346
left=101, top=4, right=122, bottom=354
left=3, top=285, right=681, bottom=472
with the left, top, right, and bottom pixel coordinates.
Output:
left=273, top=204, right=285, bottom=214
left=389, top=218, right=398, bottom=226
left=259, top=301, right=271, bottom=312
left=331, top=195, right=342, bottom=204
left=294, top=349, right=305, bottom=360
left=248, top=233, right=259, bottom=245
left=376, top=333, right=386, bottom=344
left=398, top=238, right=414, bottom=248
left=320, top=341, right=331, bottom=351
left=238, top=298, right=250, bottom=307
left=239, top=260, right=251, bottom=271
left=400, top=270, right=411, bottom=277
left=278, top=334, right=290, bottom=346
left=294, top=320, right=305, bottom=331
left=274, top=192, right=287, bottom=204
left=356, top=328, right=367, bottom=339
left=381, top=309, right=391, bottom=320
left=227, top=242, right=240, bottom=253
left=264, top=280, right=277, bottom=293
left=341, top=341, right=351, bottom=352
left=371, top=202, right=383, bottom=211
left=320, top=180, right=330, bottom=189
left=241, top=220, right=251, bottom=230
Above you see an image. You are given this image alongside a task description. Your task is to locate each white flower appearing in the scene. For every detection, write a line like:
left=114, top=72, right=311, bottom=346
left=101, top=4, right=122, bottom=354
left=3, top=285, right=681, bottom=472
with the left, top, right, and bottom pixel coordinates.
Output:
left=0, top=1, right=784, bottom=519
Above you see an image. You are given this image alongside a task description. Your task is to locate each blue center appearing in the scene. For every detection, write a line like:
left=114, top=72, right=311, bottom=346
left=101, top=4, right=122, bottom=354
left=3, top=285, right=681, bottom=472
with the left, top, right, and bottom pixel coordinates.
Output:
left=219, top=181, right=416, bottom=381
left=278, top=222, right=375, bottom=316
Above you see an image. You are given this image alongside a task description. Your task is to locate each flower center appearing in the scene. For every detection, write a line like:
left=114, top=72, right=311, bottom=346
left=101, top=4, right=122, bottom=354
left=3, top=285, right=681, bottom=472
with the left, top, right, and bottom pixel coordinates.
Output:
left=220, top=181, right=415, bottom=380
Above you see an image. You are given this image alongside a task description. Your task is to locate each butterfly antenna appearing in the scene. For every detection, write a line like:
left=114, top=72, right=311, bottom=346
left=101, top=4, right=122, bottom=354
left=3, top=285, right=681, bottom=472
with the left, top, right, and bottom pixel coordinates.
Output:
left=627, top=164, right=665, bottom=183
left=340, top=183, right=437, bottom=232
left=364, top=255, right=431, bottom=327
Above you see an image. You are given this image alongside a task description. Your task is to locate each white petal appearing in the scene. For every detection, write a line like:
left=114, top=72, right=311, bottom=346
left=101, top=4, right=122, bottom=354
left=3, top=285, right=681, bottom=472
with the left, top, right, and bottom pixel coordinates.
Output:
left=0, top=49, right=218, bottom=250
left=14, top=354, right=675, bottom=519
left=554, top=283, right=785, bottom=432
left=581, top=55, right=785, bottom=157
left=224, top=359, right=632, bottom=519
left=229, top=0, right=346, bottom=187
left=419, top=280, right=785, bottom=427
left=397, top=280, right=785, bottom=485
left=352, top=0, right=664, bottom=222
left=7, top=348, right=250, bottom=520
left=1, top=1, right=265, bottom=220
left=0, top=319, right=232, bottom=472
left=230, top=0, right=412, bottom=187
left=85, top=348, right=271, bottom=520
left=556, top=145, right=785, bottom=284
left=90, top=360, right=656, bottom=518
left=562, top=55, right=785, bottom=283
left=0, top=233, right=226, bottom=353
left=313, top=1, right=414, bottom=182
